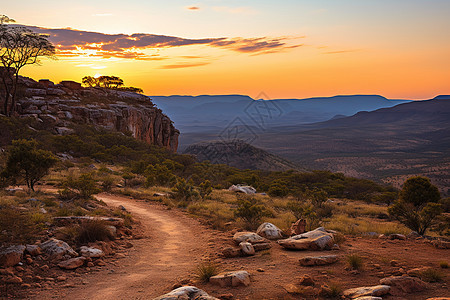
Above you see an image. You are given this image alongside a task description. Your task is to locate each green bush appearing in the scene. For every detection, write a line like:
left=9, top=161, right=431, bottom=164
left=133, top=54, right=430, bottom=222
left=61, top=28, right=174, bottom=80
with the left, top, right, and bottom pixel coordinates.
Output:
left=420, top=268, right=443, bottom=282
left=171, top=178, right=198, bottom=204
left=199, top=180, right=213, bottom=200
left=389, top=176, right=442, bottom=235
left=235, top=195, right=269, bottom=229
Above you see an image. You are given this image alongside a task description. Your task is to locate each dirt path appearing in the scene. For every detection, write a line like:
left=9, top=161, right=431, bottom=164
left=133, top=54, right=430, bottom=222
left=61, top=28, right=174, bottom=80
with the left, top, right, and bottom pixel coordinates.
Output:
left=35, top=193, right=223, bottom=299
left=32, top=193, right=449, bottom=300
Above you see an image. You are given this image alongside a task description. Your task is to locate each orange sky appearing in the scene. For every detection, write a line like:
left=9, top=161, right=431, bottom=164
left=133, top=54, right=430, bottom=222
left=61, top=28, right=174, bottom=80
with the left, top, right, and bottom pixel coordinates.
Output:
left=3, top=1, right=450, bottom=100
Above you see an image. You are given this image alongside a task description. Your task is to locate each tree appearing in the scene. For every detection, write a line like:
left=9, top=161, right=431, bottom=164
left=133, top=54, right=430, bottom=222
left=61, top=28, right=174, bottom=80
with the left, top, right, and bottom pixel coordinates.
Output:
left=388, top=176, right=442, bottom=235
left=1, top=18, right=55, bottom=115
left=2, top=139, right=57, bottom=191
left=81, top=75, right=143, bottom=93
left=171, top=178, right=198, bottom=203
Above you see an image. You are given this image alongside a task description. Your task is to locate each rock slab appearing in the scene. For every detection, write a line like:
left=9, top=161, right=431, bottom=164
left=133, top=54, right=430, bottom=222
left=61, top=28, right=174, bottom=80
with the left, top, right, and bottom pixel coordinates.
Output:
left=39, top=238, right=78, bottom=260
left=299, top=255, right=338, bottom=266
left=256, top=222, right=283, bottom=240
left=210, top=271, right=251, bottom=287
left=153, top=286, right=219, bottom=300
left=278, top=227, right=334, bottom=250
left=0, top=245, right=25, bottom=268
left=379, top=276, right=427, bottom=293
left=342, top=285, right=390, bottom=299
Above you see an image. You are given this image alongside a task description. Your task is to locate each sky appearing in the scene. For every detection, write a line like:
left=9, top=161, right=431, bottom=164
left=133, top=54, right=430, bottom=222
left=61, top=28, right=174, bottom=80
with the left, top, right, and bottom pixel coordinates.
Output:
left=2, top=0, right=450, bottom=99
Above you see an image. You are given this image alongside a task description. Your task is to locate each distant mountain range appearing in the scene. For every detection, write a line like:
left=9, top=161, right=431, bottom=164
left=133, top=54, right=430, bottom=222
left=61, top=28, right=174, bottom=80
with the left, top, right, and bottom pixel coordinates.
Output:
left=151, top=94, right=411, bottom=134
left=183, top=140, right=300, bottom=172
left=173, top=95, right=450, bottom=194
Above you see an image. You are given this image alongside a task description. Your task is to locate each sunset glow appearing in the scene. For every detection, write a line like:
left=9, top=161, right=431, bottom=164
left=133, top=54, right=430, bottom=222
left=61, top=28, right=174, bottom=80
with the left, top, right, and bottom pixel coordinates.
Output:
left=3, top=0, right=450, bottom=99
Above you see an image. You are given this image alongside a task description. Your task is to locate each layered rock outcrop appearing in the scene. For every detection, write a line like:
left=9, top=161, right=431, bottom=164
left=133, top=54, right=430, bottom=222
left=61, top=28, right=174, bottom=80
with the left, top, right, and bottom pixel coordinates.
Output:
left=10, top=77, right=179, bottom=152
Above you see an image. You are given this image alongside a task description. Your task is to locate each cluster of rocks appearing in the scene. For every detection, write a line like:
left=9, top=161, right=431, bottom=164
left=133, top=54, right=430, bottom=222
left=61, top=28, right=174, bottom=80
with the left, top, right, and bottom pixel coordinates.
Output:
left=11, top=76, right=179, bottom=152
left=0, top=215, right=132, bottom=292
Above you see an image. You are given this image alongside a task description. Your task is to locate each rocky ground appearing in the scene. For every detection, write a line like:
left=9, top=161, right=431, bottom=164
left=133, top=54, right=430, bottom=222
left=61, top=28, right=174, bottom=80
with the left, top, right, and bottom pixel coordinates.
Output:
left=1, top=193, right=449, bottom=299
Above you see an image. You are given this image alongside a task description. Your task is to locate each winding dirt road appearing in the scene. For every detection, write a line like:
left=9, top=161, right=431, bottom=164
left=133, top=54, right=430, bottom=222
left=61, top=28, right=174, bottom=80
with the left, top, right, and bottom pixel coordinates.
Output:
left=35, top=193, right=224, bottom=299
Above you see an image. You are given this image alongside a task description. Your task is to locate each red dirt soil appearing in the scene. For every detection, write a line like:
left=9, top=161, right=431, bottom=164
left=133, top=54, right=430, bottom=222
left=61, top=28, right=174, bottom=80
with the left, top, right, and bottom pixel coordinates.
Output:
left=31, top=193, right=449, bottom=300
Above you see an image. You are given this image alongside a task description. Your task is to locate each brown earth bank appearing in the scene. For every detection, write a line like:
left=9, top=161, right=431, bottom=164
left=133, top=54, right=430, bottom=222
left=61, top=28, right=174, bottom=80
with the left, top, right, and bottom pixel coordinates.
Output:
left=8, top=193, right=450, bottom=300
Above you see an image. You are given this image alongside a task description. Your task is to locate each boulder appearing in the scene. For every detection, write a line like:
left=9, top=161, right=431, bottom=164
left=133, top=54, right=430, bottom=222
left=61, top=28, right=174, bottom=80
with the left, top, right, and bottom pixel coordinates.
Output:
left=222, top=247, right=242, bottom=258
left=239, top=242, right=255, bottom=256
left=228, top=184, right=256, bottom=195
left=353, top=297, right=382, bottom=300
left=0, top=245, right=26, bottom=268
left=25, top=245, right=42, bottom=256
left=153, top=286, right=219, bottom=300
left=299, top=274, right=315, bottom=286
left=80, top=246, right=104, bottom=258
left=233, top=232, right=267, bottom=245
left=253, top=242, right=272, bottom=251
left=278, top=227, right=334, bottom=250
left=379, top=276, right=427, bottom=293
left=256, top=222, right=283, bottom=240
left=342, top=285, right=390, bottom=299
left=299, top=255, right=338, bottom=266
left=291, top=219, right=307, bottom=235
left=210, top=271, right=251, bottom=287
left=39, top=238, right=78, bottom=260
left=58, top=257, right=86, bottom=270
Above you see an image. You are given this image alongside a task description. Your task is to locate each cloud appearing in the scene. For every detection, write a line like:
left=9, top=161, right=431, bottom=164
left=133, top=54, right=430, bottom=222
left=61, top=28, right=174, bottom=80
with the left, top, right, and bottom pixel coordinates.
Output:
left=159, top=62, right=210, bottom=69
left=186, top=6, right=200, bottom=10
left=18, top=25, right=302, bottom=60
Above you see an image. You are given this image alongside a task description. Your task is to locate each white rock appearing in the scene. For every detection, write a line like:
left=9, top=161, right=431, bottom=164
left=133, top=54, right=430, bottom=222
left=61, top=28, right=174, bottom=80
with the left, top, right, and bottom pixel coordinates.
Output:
left=278, top=227, right=334, bottom=250
left=228, top=184, right=256, bottom=194
left=239, top=242, right=255, bottom=256
left=80, top=246, right=104, bottom=258
left=39, top=238, right=78, bottom=260
left=210, top=271, right=251, bottom=287
left=233, top=232, right=267, bottom=245
left=256, top=222, right=283, bottom=240
left=152, top=286, right=219, bottom=300
left=342, top=285, right=390, bottom=299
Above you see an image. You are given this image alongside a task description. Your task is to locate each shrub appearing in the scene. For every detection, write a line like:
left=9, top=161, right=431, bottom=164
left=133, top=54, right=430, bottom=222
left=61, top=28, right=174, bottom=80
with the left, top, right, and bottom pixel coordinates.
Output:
left=199, top=180, right=213, bottom=200
left=195, top=261, right=220, bottom=282
left=63, top=173, right=101, bottom=200
left=235, top=195, right=269, bottom=229
left=388, top=176, right=442, bottom=235
left=101, top=176, right=114, bottom=192
left=439, top=261, right=448, bottom=269
left=77, top=219, right=113, bottom=243
left=420, top=268, right=443, bottom=282
left=322, top=281, right=343, bottom=298
left=347, top=254, right=363, bottom=270
left=171, top=178, right=198, bottom=203
left=0, top=207, right=38, bottom=244
left=268, top=181, right=289, bottom=197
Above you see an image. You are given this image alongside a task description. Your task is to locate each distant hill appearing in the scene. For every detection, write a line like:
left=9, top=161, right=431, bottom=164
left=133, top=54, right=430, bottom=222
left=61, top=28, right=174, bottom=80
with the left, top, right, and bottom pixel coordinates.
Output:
left=180, top=98, right=450, bottom=194
left=251, top=98, right=450, bottom=194
left=151, top=94, right=411, bottom=133
left=183, top=140, right=301, bottom=172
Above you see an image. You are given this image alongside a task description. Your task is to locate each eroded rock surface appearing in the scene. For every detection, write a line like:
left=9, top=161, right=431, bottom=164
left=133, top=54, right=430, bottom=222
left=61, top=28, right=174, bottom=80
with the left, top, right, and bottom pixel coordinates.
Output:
left=39, top=238, right=78, bottom=260
left=153, top=286, right=219, bottom=300
left=210, top=271, right=251, bottom=287
left=278, top=227, right=334, bottom=250
left=256, top=222, right=283, bottom=240
left=342, top=285, right=390, bottom=299
left=299, top=255, right=338, bottom=266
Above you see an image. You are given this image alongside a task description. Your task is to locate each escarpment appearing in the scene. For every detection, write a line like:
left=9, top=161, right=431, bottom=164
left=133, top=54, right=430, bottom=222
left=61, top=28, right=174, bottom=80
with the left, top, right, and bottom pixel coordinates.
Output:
left=8, top=77, right=179, bottom=152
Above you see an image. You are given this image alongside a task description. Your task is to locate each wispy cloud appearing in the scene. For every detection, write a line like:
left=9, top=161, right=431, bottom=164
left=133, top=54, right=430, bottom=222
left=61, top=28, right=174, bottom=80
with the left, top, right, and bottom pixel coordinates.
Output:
left=20, top=25, right=302, bottom=60
left=159, top=62, right=210, bottom=69
left=186, top=6, right=200, bottom=10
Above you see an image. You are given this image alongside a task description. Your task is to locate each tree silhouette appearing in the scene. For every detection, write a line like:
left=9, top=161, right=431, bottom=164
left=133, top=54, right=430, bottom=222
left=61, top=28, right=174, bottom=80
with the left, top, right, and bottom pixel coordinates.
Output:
left=0, top=16, right=55, bottom=115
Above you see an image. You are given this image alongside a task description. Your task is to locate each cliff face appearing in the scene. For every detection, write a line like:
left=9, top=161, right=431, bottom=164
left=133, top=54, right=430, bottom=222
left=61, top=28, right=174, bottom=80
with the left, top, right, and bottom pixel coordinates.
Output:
left=12, top=77, right=179, bottom=152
